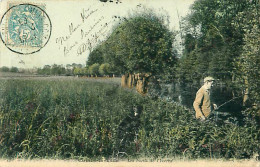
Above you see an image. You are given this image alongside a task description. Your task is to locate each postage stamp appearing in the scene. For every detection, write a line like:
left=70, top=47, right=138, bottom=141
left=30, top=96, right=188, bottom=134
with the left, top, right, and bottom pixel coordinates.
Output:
left=0, top=3, right=52, bottom=54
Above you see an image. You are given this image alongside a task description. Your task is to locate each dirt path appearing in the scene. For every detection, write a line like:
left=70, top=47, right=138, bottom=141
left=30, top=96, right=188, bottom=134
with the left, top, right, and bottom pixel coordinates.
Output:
left=0, top=160, right=259, bottom=167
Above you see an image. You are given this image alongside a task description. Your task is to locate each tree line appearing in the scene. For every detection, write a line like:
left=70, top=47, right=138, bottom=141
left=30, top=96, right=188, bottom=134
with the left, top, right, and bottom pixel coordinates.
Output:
left=0, top=66, right=19, bottom=73
left=36, top=63, right=113, bottom=77
left=86, top=1, right=259, bottom=120
left=0, top=63, right=113, bottom=77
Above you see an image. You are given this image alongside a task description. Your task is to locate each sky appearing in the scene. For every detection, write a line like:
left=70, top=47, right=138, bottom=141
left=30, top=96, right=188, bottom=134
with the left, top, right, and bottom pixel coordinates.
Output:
left=0, top=0, right=196, bottom=68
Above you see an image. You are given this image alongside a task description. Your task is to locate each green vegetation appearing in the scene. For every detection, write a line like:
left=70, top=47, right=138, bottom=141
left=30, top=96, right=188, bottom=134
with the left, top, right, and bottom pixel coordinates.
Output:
left=88, top=63, right=100, bottom=77
left=176, top=0, right=259, bottom=119
left=0, top=67, right=10, bottom=72
left=99, top=63, right=111, bottom=76
left=87, top=10, right=177, bottom=78
left=37, top=64, right=72, bottom=76
left=36, top=63, right=112, bottom=77
left=85, top=0, right=259, bottom=123
left=0, top=79, right=258, bottom=160
left=0, top=66, right=19, bottom=73
left=0, top=0, right=259, bottom=161
left=177, top=0, right=248, bottom=83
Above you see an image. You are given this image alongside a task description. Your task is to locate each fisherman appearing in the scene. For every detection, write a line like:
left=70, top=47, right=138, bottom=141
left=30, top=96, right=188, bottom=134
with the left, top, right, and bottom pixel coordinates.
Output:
left=193, top=76, right=218, bottom=121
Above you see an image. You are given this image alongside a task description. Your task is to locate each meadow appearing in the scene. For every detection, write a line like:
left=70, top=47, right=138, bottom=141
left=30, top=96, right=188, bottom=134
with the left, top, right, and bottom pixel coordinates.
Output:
left=0, top=78, right=259, bottom=161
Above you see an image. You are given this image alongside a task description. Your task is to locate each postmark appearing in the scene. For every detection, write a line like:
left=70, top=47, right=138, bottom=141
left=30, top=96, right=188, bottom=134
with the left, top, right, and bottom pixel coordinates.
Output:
left=0, top=3, right=52, bottom=54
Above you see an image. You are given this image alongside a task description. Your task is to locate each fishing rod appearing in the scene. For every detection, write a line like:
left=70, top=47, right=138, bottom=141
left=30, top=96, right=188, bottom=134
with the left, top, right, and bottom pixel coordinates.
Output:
left=213, top=94, right=244, bottom=112
left=208, top=94, right=245, bottom=120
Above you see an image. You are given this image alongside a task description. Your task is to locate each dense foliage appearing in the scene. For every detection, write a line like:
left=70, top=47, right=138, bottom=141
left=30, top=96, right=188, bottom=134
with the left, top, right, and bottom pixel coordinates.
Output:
left=87, top=11, right=177, bottom=77
left=234, top=3, right=260, bottom=117
left=0, top=79, right=258, bottom=160
left=176, top=0, right=259, bottom=119
left=177, top=0, right=252, bottom=84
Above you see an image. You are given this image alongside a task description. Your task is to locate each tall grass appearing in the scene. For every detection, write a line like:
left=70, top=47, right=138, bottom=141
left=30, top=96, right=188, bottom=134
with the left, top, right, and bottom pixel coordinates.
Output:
left=0, top=79, right=258, bottom=160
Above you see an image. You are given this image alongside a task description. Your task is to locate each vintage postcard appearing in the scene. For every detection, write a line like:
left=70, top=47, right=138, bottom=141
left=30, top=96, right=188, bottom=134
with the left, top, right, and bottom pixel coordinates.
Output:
left=0, top=0, right=259, bottom=167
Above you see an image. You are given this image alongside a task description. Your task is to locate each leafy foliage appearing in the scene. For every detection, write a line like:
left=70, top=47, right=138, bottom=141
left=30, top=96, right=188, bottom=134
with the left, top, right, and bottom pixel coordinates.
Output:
left=87, top=48, right=104, bottom=67
left=177, top=0, right=254, bottom=85
left=0, top=79, right=258, bottom=160
left=87, top=10, right=177, bottom=77
left=89, top=63, right=100, bottom=76
left=99, top=63, right=111, bottom=76
left=176, top=0, right=259, bottom=123
left=234, top=3, right=260, bottom=117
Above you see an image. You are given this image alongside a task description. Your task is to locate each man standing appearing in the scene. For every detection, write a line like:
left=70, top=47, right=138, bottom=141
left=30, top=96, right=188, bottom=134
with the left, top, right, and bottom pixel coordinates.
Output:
left=193, top=76, right=217, bottom=121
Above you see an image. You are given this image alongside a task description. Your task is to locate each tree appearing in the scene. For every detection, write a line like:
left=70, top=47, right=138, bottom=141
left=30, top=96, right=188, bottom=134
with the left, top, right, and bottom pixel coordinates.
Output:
left=41, top=65, right=51, bottom=75
left=73, top=67, right=83, bottom=76
left=10, top=67, right=19, bottom=73
left=110, top=12, right=176, bottom=76
left=89, top=63, right=100, bottom=76
left=234, top=3, right=260, bottom=117
left=51, top=64, right=65, bottom=75
left=99, top=63, right=111, bottom=76
left=178, top=0, right=253, bottom=85
left=88, top=9, right=177, bottom=78
left=0, top=66, right=9, bottom=72
left=86, top=46, right=104, bottom=66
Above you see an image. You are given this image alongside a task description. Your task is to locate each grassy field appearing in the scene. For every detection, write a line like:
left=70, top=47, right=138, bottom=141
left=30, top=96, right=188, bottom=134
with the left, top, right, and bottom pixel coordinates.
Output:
left=0, top=77, right=259, bottom=161
left=0, top=72, right=38, bottom=77
left=0, top=72, right=121, bottom=84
